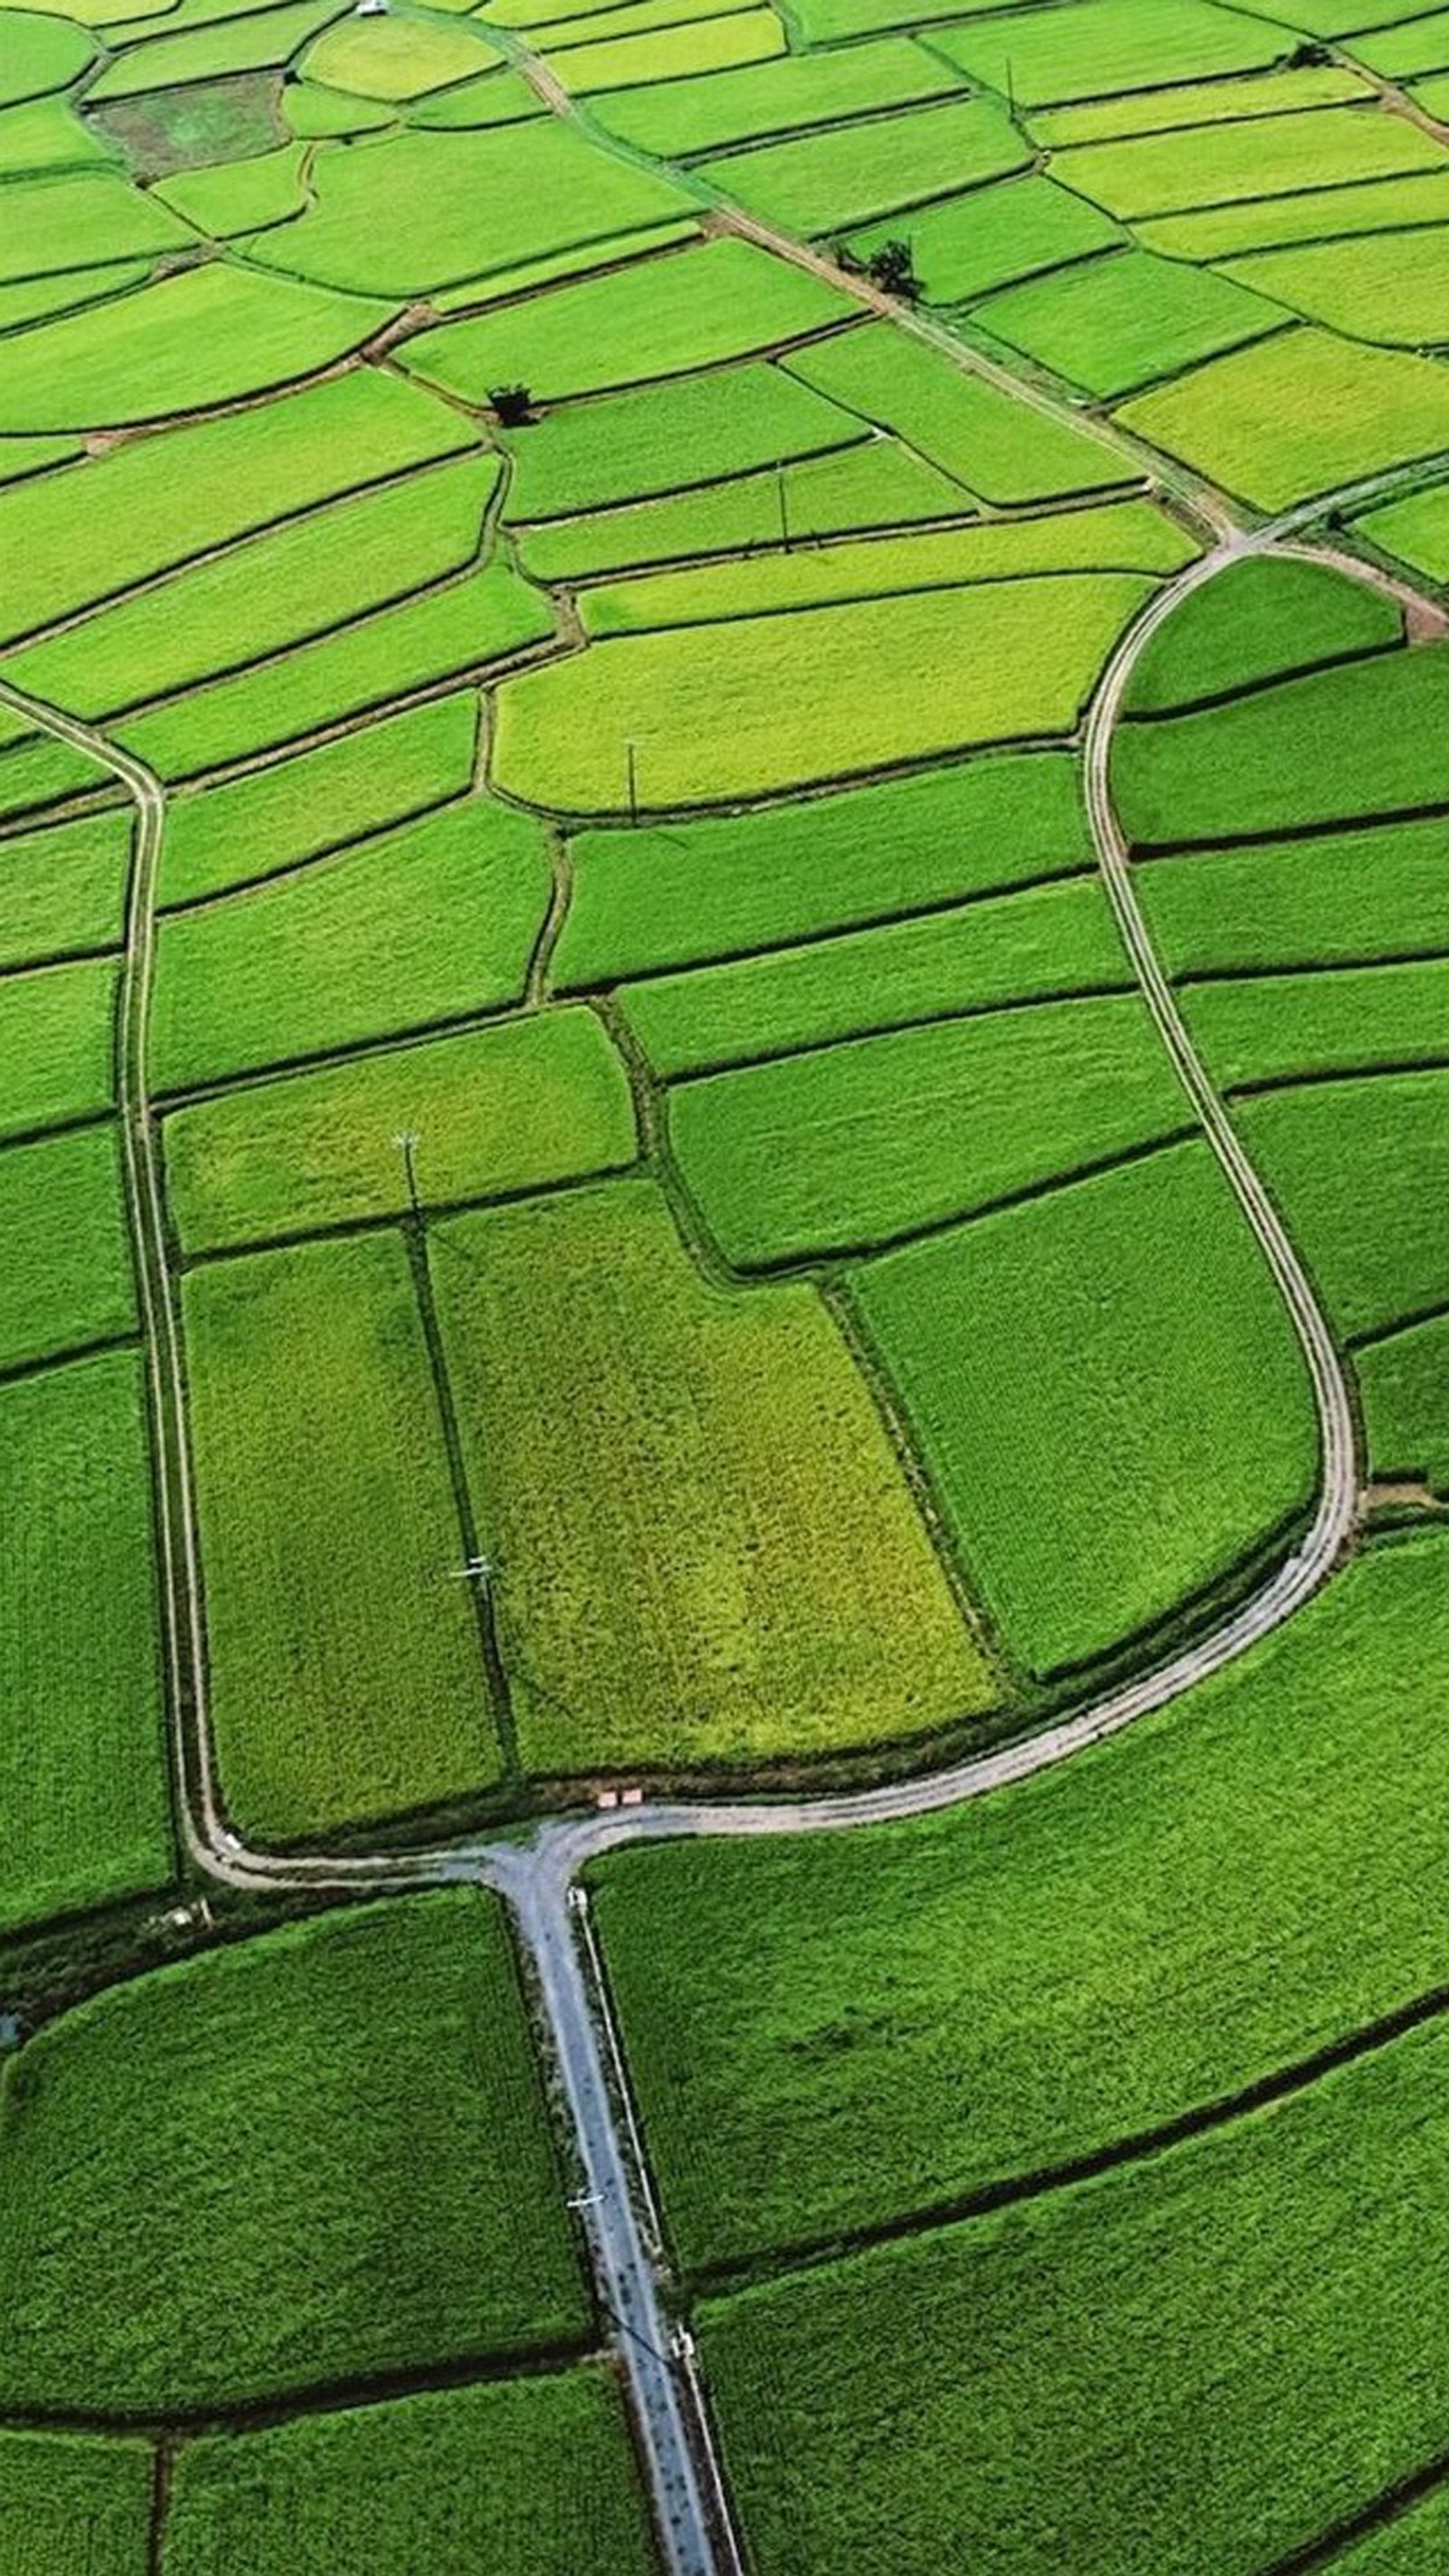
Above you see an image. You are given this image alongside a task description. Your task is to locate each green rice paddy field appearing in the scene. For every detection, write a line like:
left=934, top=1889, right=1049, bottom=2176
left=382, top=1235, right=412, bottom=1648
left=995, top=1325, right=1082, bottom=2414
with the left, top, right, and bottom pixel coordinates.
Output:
left=2, top=0, right=1447, bottom=2559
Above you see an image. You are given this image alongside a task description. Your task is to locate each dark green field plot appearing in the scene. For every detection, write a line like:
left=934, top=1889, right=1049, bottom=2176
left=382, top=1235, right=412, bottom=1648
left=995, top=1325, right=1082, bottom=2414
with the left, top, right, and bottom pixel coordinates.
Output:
left=1138, top=817, right=1449, bottom=975
left=1184, top=957, right=1449, bottom=1089
left=785, top=324, right=1129, bottom=505
left=1356, top=479, right=1449, bottom=584
left=0, top=1891, right=588, bottom=2412
left=847, top=173, right=1120, bottom=306
left=850, top=1139, right=1318, bottom=1678
left=553, top=750, right=1092, bottom=984
left=151, top=795, right=551, bottom=1090
left=593, top=35, right=960, bottom=156
left=669, top=993, right=1188, bottom=1264
left=976, top=251, right=1282, bottom=400
left=115, top=559, right=551, bottom=782
left=1358, top=1313, right=1449, bottom=1496
left=1331, top=2485, right=1449, bottom=2575
left=497, top=360, right=865, bottom=520
left=0, top=369, right=475, bottom=646
left=1237, top=1071, right=1449, bottom=1340
left=1223, top=226, right=1449, bottom=349
left=620, top=876, right=1132, bottom=1075
left=0, top=1123, right=135, bottom=1372
left=158, top=691, right=479, bottom=908
left=927, top=0, right=1286, bottom=107
left=429, top=1177, right=992, bottom=1777
left=0, top=262, right=395, bottom=435
left=184, top=1233, right=501, bottom=1843
left=517, top=441, right=972, bottom=584
left=1113, top=643, right=1449, bottom=849
left=494, top=572, right=1151, bottom=809
left=698, top=93, right=1027, bottom=235
left=0, top=806, right=130, bottom=969
left=0, top=169, right=192, bottom=278
left=701, top=2004, right=1449, bottom=2576
left=8, top=454, right=499, bottom=718
left=159, top=2370, right=657, bottom=2576
left=247, top=119, right=691, bottom=295
left=593, top=1533, right=1448, bottom=2271
left=0, top=1350, right=170, bottom=1941
left=0, top=2428, right=151, bottom=2576
left=0, top=953, right=116, bottom=1139
left=403, top=237, right=852, bottom=404
left=1122, top=556, right=1403, bottom=717
left=164, top=1006, right=636, bottom=1252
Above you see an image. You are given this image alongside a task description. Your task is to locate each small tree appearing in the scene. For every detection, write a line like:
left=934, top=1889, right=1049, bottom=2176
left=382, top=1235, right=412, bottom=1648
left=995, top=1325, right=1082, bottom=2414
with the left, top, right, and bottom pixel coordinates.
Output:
left=866, top=238, right=919, bottom=301
left=1286, top=37, right=1331, bottom=64
left=489, top=382, right=535, bottom=426
left=827, top=236, right=863, bottom=274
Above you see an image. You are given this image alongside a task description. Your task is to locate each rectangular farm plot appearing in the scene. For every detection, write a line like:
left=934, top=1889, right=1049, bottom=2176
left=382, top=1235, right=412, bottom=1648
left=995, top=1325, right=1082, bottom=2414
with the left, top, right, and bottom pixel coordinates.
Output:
left=620, top=877, right=1135, bottom=1076
left=1050, top=104, right=1445, bottom=223
left=0, top=953, right=117, bottom=1139
left=496, top=360, right=868, bottom=519
left=1235, top=1071, right=1449, bottom=1341
left=849, top=1139, right=1319, bottom=1679
left=785, top=325, right=1131, bottom=505
left=667, top=994, right=1191, bottom=1265
left=1357, top=477, right=1449, bottom=582
left=1116, top=330, right=1449, bottom=513
left=974, top=251, right=1285, bottom=401
left=428, top=1177, right=993, bottom=1775
left=927, top=0, right=1287, bottom=107
left=700, top=2011, right=1449, bottom=2576
left=1120, top=555, right=1403, bottom=717
left=150, top=796, right=552, bottom=1091
left=845, top=175, right=1122, bottom=308
left=1222, top=226, right=1449, bottom=348
left=0, top=1350, right=170, bottom=1940
left=402, top=237, right=853, bottom=407
left=544, top=9, right=786, bottom=91
left=0, top=807, right=130, bottom=968
left=0, top=1123, right=135, bottom=1372
left=163, top=1008, right=637, bottom=1254
left=1182, top=957, right=1449, bottom=1090
left=1137, top=818, right=1449, bottom=975
left=0, top=1891, right=589, bottom=2413
left=553, top=750, right=1092, bottom=983
left=158, top=2371, right=658, bottom=2576
left=593, top=36, right=963, bottom=157
left=1358, top=1312, right=1449, bottom=1496
left=590, top=1534, right=1449, bottom=2273
left=697, top=93, right=1028, bottom=235
left=493, top=572, right=1155, bottom=810
left=183, top=1234, right=503, bottom=1843
left=1028, top=64, right=1377, bottom=147
left=0, top=2429, right=152, bottom=2575
left=1138, top=170, right=1449, bottom=262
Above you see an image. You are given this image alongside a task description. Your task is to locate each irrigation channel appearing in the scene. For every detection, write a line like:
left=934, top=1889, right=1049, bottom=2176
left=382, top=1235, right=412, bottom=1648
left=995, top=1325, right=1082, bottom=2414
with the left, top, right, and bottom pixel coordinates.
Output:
left=5, top=74, right=1449, bottom=2561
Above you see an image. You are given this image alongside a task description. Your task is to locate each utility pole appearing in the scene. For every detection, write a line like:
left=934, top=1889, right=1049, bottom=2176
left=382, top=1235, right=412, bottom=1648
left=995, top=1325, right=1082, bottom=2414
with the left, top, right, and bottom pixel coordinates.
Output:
left=393, top=1129, right=420, bottom=1221
left=776, top=458, right=791, bottom=553
left=626, top=736, right=639, bottom=824
left=1004, top=54, right=1015, bottom=119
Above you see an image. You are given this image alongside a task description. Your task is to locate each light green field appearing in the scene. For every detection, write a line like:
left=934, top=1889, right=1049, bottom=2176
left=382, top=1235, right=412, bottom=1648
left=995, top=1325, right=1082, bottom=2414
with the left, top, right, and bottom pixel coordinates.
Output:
left=669, top=992, right=1189, bottom=1264
left=151, top=796, right=552, bottom=1091
left=429, top=1177, right=993, bottom=1774
left=0, top=2430, right=151, bottom=2576
left=0, top=91, right=117, bottom=174
left=1052, top=104, right=1444, bottom=223
left=1358, top=1314, right=1449, bottom=1495
left=0, top=11, right=95, bottom=101
left=1123, top=555, right=1402, bottom=715
left=517, top=441, right=972, bottom=582
left=403, top=237, right=852, bottom=405
left=0, top=1125, right=135, bottom=1372
left=0, top=1350, right=170, bottom=1940
left=1236, top=1072, right=1449, bottom=1340
left=619, top=876, right=1131, bottom=1074
left=0, top=1891, right=588, bottom=2410
left=184, top=1233, right=501, bottom=1841
left=163, top=1008, right=637, bottom=1251
left=850, top=1139, right=1318, bottom=1677
left=579, top=499, right=1196, bottom=632
left=0, top=261, right=394, bottom=435
left=158, top=691, right=478, bottom=907
left=0, top=367, right=475, bottom=645
left=698, top=92, right=1028, bottom=234
left=976, top=250, right=1283, bottom=400
left=0, top=168, right=191, bottom=278
left=159, top=2371, right=658, bottom=2576
left=0, top=808, right=130, bottom=969
left=786, top=323, right=1130, bottom=504
left=0, top=953, right=116, bottom=1139
left=7, top=454, right=498, bottom=717
left=1183, top=958, right=1449, bottom=1091
left=0, top=258, right=148, bottom=333
left=593, top=34, right=960, bottom=156
left=1356, top=477, right=1449, bottom=581
left=1139, top=169, right=1449, bottom=260
left=1117, top=327, right=1449, bottom=510
left=498, top=358, right=862, bottom=519
left=153, top=135, right=309, bottom=232
left=547, top=7, right=784, bottom=91
left=1344, top=6, right=1449, bottom=76
left=85, top=0, right=348, bottom=92
left=926, top=0, right=1285, bottom=106
left=302, top=10, right=486, bottom=96
left=591, top=1533, right=1449, bottom=2270
left=427, top=212, right=696, bottom=294
left=1028, top=62, right=1375, bottom=147
left=846, top=175, right=1121, bottom=307
left=1137, top=818, right=1449, bottom=974
left=554, top=750, right=1091, bottom=982
left=1224, top=226, right=1449, bottom=347
left=284, top=76, right=402, bottom=136
left=115, top=560, right=551, bottom=780
left=494, top=572, right=1153, bottom=810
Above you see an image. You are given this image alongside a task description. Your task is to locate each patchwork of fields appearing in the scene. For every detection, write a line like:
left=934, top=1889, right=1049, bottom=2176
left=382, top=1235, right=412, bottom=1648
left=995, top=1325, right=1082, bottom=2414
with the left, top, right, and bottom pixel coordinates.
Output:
left=2, top=0, right=1447, bottom=2562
